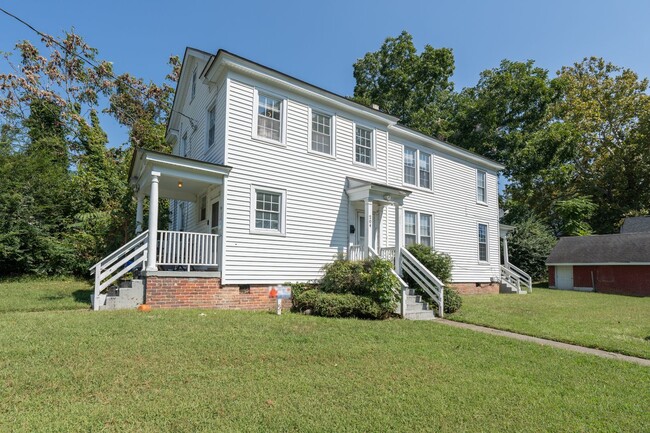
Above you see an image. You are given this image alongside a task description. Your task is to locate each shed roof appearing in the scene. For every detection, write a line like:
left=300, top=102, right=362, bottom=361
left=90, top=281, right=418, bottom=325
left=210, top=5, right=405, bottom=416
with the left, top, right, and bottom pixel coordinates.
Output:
left=620, top=216, right=650, bottom=234
left=546, top=233, right=650, bottom=265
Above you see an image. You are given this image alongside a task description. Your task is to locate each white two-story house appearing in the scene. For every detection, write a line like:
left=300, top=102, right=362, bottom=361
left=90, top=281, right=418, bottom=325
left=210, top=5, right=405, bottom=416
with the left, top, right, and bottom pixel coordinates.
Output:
left=91, top=48, right=531, bottom=315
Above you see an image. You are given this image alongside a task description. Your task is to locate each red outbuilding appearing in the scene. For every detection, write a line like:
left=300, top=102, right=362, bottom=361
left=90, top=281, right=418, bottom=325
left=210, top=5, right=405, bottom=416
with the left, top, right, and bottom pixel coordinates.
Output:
left=546, top=232, right=650, bottom=296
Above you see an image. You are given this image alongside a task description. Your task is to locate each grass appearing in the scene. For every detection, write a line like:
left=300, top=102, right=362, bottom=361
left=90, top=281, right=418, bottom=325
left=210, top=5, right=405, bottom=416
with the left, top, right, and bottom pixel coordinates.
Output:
left=0, top=277, right=91, bottom=313
left=449, top=285, right=650, bottom=359
left=0, top=280, right=649, bottom=432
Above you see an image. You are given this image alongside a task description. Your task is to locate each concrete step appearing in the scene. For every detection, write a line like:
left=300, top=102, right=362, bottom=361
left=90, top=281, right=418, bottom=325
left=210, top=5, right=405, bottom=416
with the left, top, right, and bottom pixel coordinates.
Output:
left=98, top=279, right=144, bottom=311
left=403, top=310, right=437, bottom=320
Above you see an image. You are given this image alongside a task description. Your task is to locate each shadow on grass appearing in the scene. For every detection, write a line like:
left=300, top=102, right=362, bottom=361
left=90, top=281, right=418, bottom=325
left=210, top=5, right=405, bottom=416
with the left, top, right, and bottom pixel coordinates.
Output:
left=73, top=289, right=93, bottom=305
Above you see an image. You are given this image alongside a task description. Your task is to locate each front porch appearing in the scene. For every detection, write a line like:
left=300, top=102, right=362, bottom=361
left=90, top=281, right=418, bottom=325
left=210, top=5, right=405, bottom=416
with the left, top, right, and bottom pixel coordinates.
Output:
left=90, top=149, right=231, bottom=310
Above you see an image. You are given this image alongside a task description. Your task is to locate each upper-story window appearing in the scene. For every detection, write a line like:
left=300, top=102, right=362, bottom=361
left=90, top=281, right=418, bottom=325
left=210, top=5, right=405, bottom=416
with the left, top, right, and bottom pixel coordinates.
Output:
left=355, top=126, right=373, bottom=166
left=190, top=67, right=197, bottom=102
left=477, top=170, right=487, bottom=204
left=478, top=223, right=488, bottom=262
left=257, top=94, right=282, bottom=142
left=207, top=105, right=216, bottom=148
left=311, top=112, right=332, bottom=155
left=403, top=146, right=432, bottom=189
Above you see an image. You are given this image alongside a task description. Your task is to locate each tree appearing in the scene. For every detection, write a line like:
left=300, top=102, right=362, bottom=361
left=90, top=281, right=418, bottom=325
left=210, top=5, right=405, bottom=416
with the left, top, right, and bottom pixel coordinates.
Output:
left=506, top=218, right=557, bottom=282
left=353, top=31, right=456, bottom=139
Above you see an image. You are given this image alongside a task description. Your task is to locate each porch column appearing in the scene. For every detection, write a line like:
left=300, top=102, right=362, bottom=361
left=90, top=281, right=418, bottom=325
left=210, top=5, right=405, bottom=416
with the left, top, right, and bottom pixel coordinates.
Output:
left=394, top=203, right=405, bottom=317
left=502, top=235, right=510, bottom=265
left=377, top=205, right=384, bottom=253
left=364, top=199, right=373, bottom=258
left=135, top=193, right=144, bottom=234
left=145, top=171, right=161, bottom=272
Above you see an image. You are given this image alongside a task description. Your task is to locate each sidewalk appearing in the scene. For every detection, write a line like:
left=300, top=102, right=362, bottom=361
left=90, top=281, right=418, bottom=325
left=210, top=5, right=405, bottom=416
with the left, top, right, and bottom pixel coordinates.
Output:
left=438, top=319, right=650, bottom=367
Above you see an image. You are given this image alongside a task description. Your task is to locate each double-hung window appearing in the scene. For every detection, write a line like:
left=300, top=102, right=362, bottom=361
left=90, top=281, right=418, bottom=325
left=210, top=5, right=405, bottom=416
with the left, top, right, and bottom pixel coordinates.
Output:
left=478, top=223, right=488, bottom=262
left=477, top=170, right=487, bottom=204
left=207, top=105, right=216, bottom=148
left=257, top=94, right=282, bottom=142
left=252, top=187, right=286, bottom=235
left=404, top=211, right=434, bottom=247
left=311, top=112, right=332, bottom=155
left=403, top=147, right=432, bottom=189
left=355, top=126, right=373, bottom=166
left=405, top=211, right=417, bottom=246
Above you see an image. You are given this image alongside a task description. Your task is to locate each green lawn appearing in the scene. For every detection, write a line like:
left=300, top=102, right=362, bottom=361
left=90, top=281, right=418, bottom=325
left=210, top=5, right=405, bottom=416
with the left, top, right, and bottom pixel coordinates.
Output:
left=449, top=286, right=650, bottom=359
left=0, top=277, right=92, bottom=313
left=0, top=281, right=649, bottom=432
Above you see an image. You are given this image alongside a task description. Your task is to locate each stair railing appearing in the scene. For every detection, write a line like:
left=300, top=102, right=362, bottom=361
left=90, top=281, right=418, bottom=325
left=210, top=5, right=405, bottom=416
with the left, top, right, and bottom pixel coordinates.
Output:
left=500, top=265, right=522, bottom=293
left=89, top=230, right=149, bottom=311
left=505, top=263, right=533, bottom=293
left=399, top=247, right=445, bottom=317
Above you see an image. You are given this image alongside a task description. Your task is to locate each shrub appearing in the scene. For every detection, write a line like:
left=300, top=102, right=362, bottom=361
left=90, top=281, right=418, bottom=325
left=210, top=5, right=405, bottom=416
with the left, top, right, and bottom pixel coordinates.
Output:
left=320, top=257, right=398, bottom=313
left=292, top=289, right=390, bottom=319
left=443, top=285, right=462, bottom=314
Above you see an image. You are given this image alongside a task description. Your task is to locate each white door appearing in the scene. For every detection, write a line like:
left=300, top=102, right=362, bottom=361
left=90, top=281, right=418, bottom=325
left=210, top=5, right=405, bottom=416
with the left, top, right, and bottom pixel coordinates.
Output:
left=556, top=266, right=573, bottom=290
left=356, top=212, right=365, bottom=246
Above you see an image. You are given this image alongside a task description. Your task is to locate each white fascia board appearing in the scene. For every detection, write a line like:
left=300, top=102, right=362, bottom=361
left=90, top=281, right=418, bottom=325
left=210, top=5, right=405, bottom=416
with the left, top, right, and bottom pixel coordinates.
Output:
left=390, top=125, right=505, bottom=172
left=546, top=262, right=650, bottom=266
left=206, top=53, right=398, bottom=126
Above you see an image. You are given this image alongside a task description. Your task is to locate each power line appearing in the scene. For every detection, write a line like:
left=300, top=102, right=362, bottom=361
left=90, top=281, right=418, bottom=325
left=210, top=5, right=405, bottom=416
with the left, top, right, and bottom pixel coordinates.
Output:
left=0, top=6, right=197, bottom=128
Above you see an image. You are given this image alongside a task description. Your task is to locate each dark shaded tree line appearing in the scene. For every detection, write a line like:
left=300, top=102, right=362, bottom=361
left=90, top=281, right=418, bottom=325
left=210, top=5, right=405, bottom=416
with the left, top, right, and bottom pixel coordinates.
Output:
left=0, top=31, right=179, bottom=275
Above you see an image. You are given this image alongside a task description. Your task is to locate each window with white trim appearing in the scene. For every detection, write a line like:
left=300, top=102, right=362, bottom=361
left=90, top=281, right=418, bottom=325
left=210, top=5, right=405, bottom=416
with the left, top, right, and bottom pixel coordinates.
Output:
left=257, top=94, right=282, bottom=142
left=355, top=126, right=373, bottom=165
left=403, top=148, right=416, bottom=185
left=478, top=223, right=488, bottom=262
left=311, top=111, right=332, bottom=155
left=207, top=105, right=216, bottom=148
left=477, top=170, right=487, bottom=203
left=419, top=214, right=432, bottom=246
left=190, top=67, right=197, bottom=102
left=405, top=211, right=417, bottom=246
left=254, top=189, right=283, bottom=232
left=403, top=146, right=432, bottom=189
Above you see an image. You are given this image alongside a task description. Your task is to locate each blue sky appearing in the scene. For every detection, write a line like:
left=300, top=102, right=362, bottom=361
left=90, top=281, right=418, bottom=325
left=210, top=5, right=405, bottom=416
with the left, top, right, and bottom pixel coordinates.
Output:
left=2, top=0, right=649, bottom=147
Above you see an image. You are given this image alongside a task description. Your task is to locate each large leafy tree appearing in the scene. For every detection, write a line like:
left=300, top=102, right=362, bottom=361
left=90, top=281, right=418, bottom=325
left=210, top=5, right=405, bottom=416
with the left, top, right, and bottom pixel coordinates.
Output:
left=353, top=31, right=456, bottom=140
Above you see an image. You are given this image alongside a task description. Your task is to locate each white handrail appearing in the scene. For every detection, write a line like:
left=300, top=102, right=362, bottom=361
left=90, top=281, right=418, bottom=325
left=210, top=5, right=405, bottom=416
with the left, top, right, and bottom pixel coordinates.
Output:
left=400, top=247, right=445, bottom=317
left=506, top=263, right=532, bottom=292
left=501, top=265, right=522, bottom=293
left=157, top=231, right=220, bottom=270
left=90, top=230, right=149, bottom=274
left=379, top=247, right=396, bottom=266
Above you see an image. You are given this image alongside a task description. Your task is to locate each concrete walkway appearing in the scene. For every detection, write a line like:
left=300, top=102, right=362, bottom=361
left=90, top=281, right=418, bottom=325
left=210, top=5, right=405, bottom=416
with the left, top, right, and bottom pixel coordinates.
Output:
left=438, top=319, right=650, bottom=367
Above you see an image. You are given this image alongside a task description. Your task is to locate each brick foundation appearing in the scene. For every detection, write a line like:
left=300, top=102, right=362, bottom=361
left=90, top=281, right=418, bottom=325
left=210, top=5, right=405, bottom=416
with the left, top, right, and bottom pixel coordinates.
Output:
left=451, top=282, right=500, bottom=295
left=145, top=275, right=280, bottom=310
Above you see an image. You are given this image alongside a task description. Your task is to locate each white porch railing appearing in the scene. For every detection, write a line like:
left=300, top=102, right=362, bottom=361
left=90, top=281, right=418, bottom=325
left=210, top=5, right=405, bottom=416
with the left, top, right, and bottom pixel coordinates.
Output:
left=400, top=247, right=445, bottom=317
left=157, top=230, right=220, bottom=271
left=347, top=245, right=364, bottom=261
left=90, top=230, right=149, bottom=311
left=501, top=263, right=532, bottom=293
left=379, top=247, right=396, bottom=266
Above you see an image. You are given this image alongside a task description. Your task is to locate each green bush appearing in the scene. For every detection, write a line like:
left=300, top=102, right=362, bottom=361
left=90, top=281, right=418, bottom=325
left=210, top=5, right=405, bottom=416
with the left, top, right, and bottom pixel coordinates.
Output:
left=292, top=289, right=389, bottom=319
left=320, top=257, right=398, bottom=313
left=442, top=285, right=462, bottom=314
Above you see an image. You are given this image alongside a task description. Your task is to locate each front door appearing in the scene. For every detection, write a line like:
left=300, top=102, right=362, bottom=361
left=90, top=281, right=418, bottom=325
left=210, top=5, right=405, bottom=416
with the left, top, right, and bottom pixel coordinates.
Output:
left=209, top=199, right=220, bottom=235
left=356, top=211, right=365, bottom=246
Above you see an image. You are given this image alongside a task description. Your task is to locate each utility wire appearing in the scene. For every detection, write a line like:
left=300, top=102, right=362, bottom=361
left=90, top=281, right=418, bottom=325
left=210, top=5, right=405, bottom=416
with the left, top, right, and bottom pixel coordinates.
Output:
left=0, top=6, right=197, bottom=128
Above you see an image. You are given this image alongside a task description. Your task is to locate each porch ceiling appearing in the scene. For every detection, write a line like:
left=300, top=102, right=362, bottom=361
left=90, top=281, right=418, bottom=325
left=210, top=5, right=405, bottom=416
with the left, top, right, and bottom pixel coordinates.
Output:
left=346, top=177, right=411, bottom=205
left=129, top=148, right=232, bottom=201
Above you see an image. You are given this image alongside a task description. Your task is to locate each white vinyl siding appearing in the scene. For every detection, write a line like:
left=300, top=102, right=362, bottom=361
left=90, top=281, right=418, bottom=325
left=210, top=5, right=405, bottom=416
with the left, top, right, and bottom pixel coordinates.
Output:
left=181, top=132, right=188, bottom=157
left=355, top=126, right=373, bottom=166
left=477, top=170, right=487, bottom=204
left=199, top=195, right=207, bottom=222
left=207, top=105, right=216, bottom=148
left=478, top=223, right=488, bottom=262
left=311, top=111, right=332, bottom=155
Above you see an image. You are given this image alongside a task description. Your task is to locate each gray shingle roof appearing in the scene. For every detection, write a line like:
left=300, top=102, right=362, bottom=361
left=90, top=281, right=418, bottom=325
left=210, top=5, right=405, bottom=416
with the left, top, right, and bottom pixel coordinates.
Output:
left=620, top=216, right=650, bottom=233
left=546, top=233, right=650, bottom=265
